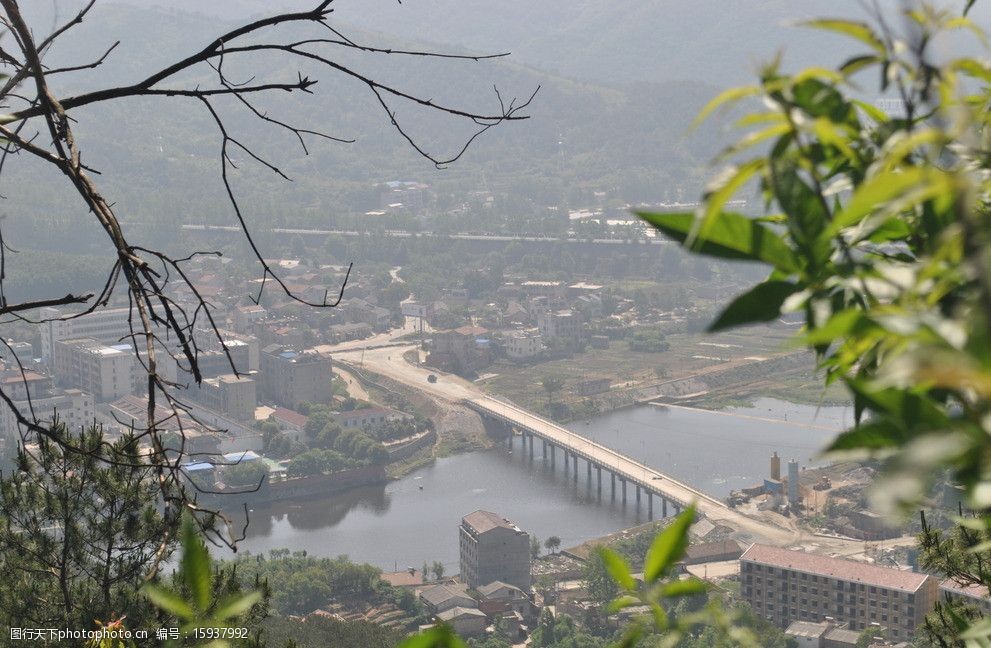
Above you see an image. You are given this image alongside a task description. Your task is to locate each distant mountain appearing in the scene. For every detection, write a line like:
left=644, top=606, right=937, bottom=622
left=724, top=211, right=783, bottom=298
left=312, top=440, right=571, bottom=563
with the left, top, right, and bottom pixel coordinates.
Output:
left=3, top=2, right=729, bottom=253
left=111, top=0, right=987, bottom=87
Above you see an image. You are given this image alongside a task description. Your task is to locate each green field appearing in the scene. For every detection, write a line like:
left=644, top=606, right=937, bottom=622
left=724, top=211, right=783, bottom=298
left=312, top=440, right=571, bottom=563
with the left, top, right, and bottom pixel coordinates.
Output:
left=478, top=324, right=827, bottom=416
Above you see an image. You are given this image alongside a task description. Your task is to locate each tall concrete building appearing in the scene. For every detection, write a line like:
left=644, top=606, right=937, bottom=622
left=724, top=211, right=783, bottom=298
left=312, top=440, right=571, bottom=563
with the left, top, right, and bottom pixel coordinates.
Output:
left=741, top=544, right=937, bottom=642
left=39, top=306, right=132, bottom=362
left=194, top=340, right=252, bottom=379
left=459, top=510, right=531, bottom=592
left=191, top=374, right=256, bottom=421
left=259, top=345, right=332, bottom=408
left=53, top=338, right=134, bottom=402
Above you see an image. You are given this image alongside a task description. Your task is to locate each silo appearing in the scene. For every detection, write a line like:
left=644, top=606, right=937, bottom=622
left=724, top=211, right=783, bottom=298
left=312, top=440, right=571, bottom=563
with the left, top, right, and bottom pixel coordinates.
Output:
left=770, top=451, right=781, bottom=481
left=787, top=460, right=800, bottom=505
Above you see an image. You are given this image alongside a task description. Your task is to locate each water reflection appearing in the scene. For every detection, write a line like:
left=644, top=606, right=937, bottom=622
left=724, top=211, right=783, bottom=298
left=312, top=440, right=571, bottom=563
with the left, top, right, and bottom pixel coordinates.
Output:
left=221, top=398, right=849, bottom=571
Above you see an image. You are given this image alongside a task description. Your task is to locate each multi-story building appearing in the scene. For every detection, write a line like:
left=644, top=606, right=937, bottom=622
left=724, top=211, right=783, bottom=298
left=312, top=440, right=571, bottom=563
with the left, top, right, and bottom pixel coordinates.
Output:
left=53, top=338, right=134, bottom=402
left=536, top=309, right=585, bottom=345
left=0, top=371, right=93, bottom=442
left=740, top=544, right=937, bottom=642
left=504, top=331, right=543, bottom=361
left=232, top=304, right=267, bottom=334
left=194, top=340, right=252, bottom=379
left=459, top=510, right=531, bottom=592
left=939, top=580, right=991, bottom=615
left=2, top=340, right=35, bottom=368
left=428, top=326, right=490, bottom=375
left=191, top=374, right=257, bottom=421
left=259, top=345, right=332, bottom=408
left=333, top=406, right=412, bottom=431
left=39, top=306, right=132, bottom=361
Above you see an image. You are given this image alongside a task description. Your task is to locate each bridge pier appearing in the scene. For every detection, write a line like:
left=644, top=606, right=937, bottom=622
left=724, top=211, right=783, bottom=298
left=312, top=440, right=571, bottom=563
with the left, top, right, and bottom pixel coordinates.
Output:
left=636, top=484, right=641, bottom=505
left=648, top=492, right=653, bottom=520
left=673, top=502, right=681, bottom=516
left=528, top=434, right=534, bottom=459
left=596, top=466, right=602, bottom=497
left=563, top=450, right=569, bottom=473
left=662, top=498, right=668, bottom=518
left=586, top=460, right=591, bottom=481
left=610, top=473, right=616, bottom=500
left=621, top=479, right=627, bottom=505
left=550, top=444, right=555, bottom=467
left=572, top=455, right=578, bottom=481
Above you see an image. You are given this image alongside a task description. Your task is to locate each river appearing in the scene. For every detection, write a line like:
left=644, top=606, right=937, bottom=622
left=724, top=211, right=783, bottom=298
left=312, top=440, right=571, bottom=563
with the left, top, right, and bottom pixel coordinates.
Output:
left=224, top=398, right=850, bottom=573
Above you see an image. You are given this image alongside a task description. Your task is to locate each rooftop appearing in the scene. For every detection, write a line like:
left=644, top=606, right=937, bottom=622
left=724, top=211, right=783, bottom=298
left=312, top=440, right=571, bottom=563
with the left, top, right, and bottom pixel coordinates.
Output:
left=940, top=578, right=991, bottom=601
left=271, top=407, right=308, bottom=428
left=462, top=510, right=524, bottom=536
left=419, top=584, right=473, bottom=608
left=741, top=544, right=931, bottom=593
left=221, top=450, right=261, bottom=463
left=380, top=569, right=424, bottom=588
left=437, top=607, right=486, bottom=621
left=784, top=621, right=830, bottom=639
left=824, top=627, right=861, bottom=644
left=477, top=581, right=524, bottom=599
left=684, top=539, right=742, bottom=561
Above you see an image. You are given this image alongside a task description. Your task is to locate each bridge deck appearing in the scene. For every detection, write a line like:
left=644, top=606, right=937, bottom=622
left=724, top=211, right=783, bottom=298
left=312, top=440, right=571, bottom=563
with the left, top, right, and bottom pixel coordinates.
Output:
left=466, top=395, right=728, bottom=513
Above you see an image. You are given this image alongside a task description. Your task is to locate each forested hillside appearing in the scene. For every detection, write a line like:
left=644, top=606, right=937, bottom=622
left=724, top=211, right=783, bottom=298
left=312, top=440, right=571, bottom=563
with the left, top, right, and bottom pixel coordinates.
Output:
left=2, top=2, right=729, bottom=261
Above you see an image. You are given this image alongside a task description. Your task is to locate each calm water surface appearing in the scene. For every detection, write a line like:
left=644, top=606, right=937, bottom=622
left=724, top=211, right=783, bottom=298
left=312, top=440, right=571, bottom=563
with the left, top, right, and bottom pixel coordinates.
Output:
left=224, top=398, right=850, bottom=572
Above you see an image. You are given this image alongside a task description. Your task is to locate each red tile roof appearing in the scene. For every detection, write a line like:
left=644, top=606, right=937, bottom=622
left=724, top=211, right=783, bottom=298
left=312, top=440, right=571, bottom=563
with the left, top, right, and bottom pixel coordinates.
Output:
left=741, top=544, right=931, bottom=593
left=940, top=578, right=991, bottom=601
left=271, top=407, right=308, bottom=428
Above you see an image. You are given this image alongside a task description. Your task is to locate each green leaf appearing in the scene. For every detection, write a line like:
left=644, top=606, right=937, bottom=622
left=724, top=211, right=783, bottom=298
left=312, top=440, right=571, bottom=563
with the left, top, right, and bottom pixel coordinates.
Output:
left=803, top=310, right=867, bottom=346
left=708, top=281, right=799, bottom=332
left=863, top=217, right=912, bottom=243
left=660, top=578, right=708, bottom=598
left=826, top=419, right=907, bottom=453
left=828, top=167, right=949, bottom=234
left=399, top=625, right=467, bottom=648
left=598, top=547, right=637, bottom=591
left=843, top=380, right=950, bottom=431
left=811, top=117, right=856, bottom=159
left=840, top=54, right=881, bottom=76
left=643, top=505, right=696, bottom=583
left=851, top=99, right=888, bottom=124
left=214, top=591, right=263, bottom=621
left=698, top=160, right=766, bottom=242
left=607, top=594, right=642, bottom=613
left=636, top=211, right=799, bottom=273
left=692, top=85, right=760, bottom=128
left=143, top=584, right=195, bottom=620
left=799, top=19, right=885, bottom=53
left=180, top=515, right=212, bottom=612
left=716, top=123, right=791, bottom=161
left=769, top=159, right=829, bottom=252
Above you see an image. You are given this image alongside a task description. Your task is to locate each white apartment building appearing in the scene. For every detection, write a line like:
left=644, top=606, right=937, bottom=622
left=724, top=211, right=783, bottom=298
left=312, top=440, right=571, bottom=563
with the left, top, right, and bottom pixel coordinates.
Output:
left=39, top=306, right=132, bottom=361
left=53, top=338, right=134, bottom=402
left=505, top=331, right=543, bottom=361
left=0, top=387, right=94, bottom=442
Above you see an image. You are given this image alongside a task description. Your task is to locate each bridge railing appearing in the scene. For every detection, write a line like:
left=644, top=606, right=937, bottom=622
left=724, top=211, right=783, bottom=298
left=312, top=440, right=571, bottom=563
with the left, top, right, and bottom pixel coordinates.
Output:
left=465, top=396, right=725, bottom=509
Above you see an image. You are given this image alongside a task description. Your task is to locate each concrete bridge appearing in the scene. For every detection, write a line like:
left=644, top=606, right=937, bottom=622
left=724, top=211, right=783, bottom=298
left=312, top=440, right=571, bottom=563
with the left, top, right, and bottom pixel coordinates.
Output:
left=465, top=394, right=796, bottom=544
left=331, top=345, right=797, bottom=545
